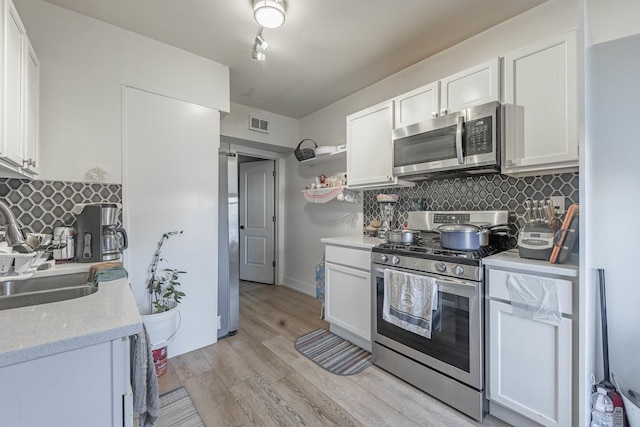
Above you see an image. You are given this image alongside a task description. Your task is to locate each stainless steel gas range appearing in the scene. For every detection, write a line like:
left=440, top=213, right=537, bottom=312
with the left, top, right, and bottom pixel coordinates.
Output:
left=371, top=210, right=511, bottom=421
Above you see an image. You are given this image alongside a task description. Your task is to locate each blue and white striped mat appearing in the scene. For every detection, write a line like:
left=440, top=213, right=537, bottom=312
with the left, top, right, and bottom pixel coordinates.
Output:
left=294, top=329, right=372, bottom=376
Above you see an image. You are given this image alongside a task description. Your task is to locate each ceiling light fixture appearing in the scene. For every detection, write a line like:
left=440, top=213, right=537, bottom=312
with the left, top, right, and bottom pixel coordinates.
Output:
left=255, top=33, right=269, bottom=51
left=253, top=0, right=286, bottom=29
left=251, top=49, right=266, bottom=61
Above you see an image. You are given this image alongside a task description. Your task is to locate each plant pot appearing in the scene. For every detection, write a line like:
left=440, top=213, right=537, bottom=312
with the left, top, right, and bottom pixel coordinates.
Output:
left=140, top=306, right=181, bottom=349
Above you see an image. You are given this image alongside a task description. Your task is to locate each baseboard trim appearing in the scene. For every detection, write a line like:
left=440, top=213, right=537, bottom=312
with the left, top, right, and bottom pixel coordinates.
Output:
left=282, top=276, right=315, bottom=297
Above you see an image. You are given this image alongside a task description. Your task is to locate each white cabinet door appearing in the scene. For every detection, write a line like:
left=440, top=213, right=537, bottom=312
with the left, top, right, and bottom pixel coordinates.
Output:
left=346, top=100, right=395, bottom=188
left=502, top=30, right=578, bottom=176
left=325, top=261, right=371, bottom=341
left=0, top=339, right=131, bottom=426
left=488, top=299, right=571, bottom=427
left=393, top=81, right=440, bottom=128
left=440, top=58, right=500, bottom=115
left=22, top=38, right=39, bottom=175
left=1, top=0, right=26, bottom=167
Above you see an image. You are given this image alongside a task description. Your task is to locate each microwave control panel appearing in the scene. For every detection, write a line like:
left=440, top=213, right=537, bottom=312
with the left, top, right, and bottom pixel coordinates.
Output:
left=465, top=117, right=493, bottom=155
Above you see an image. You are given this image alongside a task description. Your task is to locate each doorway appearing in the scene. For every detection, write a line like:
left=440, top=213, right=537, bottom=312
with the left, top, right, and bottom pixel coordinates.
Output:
left=218, top=140, right=283, bottom=340
left=238, top=157, right=276, bottom=284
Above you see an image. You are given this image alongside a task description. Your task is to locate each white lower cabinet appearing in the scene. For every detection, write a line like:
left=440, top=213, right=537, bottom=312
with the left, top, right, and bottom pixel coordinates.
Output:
left=0, top=337, right=132, bottom=427
left=324, top=243, right=372, bottom=350
left=486, top=268, right=573, bottom=427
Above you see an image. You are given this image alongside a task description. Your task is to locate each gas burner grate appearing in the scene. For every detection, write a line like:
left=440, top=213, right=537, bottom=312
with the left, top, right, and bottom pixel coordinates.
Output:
left=375, top=243, right=503, bottom=260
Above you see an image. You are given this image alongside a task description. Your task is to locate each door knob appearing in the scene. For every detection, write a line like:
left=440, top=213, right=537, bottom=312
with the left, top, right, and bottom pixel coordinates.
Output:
left=240, top=225, right=245, bottom=229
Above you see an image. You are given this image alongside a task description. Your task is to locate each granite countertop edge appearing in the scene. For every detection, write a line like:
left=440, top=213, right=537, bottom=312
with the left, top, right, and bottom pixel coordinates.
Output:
left=483, top=250, right=579, bottom=278
left=0, top=278, right=142, bottom=368
left=321, top=235, right=384, bottom=249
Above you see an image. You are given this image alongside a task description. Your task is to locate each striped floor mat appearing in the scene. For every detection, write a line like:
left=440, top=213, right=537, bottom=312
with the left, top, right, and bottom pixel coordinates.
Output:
left=156, top=387, right=204, bottom=427
left=294, top=329, right=372, bottom=376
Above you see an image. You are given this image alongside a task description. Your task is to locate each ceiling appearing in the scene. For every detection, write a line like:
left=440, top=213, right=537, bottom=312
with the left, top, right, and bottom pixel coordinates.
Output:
left=43, top=0, right=545, bottom=119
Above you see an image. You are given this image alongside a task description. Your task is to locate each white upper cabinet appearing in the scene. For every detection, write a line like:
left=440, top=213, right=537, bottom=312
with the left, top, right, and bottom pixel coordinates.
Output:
left=502, top=30, right=578, bottom=176
left=393, top=81, right=440, bottom=128
left=22, top=38, right=39, bottom=176
left=347, top=100, right=411, bottom=189
left=2, top=0, right=26, bottom=168
left=440, top=58, right=500, bottom=115
left=0, top=0, right=40, bottom=178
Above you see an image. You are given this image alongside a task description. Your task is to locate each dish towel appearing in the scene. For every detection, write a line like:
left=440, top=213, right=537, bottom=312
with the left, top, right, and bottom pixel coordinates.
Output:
left=88, top=261, right=124, bottom=282
left=383, top=269, right=438, bottom=339
left=131, top=325, right=159, bottom=427
left=90, top=265, right=128, bottom=287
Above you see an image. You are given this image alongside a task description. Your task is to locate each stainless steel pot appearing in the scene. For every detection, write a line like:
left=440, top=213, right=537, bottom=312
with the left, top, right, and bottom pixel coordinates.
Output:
left=387, top=229, right=420, bottom=245
left=437, top=223, right=509, bottom=251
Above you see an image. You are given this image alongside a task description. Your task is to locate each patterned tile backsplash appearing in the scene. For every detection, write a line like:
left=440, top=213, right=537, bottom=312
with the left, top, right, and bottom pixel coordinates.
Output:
left=363, top=172, right=579, bottom=230
left=0, top=179, right=122, bottom=234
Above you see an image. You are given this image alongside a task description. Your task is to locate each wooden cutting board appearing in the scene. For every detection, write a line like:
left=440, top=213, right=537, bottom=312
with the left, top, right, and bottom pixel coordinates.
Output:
left=550, top=204, right=579, bottom=264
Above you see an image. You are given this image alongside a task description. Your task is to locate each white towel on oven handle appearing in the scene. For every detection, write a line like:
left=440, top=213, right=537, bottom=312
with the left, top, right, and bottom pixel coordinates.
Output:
left=383, top=269, right=438, bottom=339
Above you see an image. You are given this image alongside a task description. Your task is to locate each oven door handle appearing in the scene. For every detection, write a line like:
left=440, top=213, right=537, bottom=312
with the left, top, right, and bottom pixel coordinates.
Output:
left=455, top=115, right=464, bottom=165
left=372, top=265, right=479, bottom=289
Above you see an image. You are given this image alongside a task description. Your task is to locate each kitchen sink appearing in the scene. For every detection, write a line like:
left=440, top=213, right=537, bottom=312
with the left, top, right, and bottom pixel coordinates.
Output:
left=0, top=273, right=89, bottom=296
left=0, top=286, right=98, bottom=310
left=0, top=273, right=96, bottom=310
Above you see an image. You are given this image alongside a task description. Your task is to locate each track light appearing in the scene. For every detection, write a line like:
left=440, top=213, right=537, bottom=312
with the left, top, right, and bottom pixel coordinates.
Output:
left=253, top=0, right=286, bottom=29
left=255, top=33, right=269, bottom=51
left=251, top=49, right=266, bottom=61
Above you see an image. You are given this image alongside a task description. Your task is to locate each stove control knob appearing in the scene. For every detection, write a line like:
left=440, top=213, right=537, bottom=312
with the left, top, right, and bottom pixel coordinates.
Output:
left=380, top=254, right=388, bottom=262
left=453, top=265, right=465, bottom=276
left=391, top=256, right=400, bottom=265
left=435, top=263, right=447, bottom=273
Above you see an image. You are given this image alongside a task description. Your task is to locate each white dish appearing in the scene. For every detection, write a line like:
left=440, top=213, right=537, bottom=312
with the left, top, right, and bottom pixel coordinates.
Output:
left=314, top=146, right=337, bottom=156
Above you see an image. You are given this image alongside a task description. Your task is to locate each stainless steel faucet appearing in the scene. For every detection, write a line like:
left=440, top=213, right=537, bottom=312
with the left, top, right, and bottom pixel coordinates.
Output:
left=0, top=201, right=30, bottom=253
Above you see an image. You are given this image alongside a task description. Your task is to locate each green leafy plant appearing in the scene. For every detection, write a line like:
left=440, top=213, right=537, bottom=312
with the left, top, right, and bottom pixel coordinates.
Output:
left=146, top=231, right=186, bottom=313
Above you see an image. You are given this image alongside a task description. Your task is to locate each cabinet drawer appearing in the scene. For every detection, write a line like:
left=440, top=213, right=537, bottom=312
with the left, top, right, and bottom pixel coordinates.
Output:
left=325, top=245, right=371, bottom=271
left=488, top=269, right=573, bottom=316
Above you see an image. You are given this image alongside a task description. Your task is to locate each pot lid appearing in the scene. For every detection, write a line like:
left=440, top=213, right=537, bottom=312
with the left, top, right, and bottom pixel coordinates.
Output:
left=437, top=223, right=481, bottom=232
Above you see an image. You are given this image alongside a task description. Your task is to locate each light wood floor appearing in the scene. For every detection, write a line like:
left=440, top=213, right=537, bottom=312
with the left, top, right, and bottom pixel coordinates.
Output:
left=158, top=282, right=510, bottom=427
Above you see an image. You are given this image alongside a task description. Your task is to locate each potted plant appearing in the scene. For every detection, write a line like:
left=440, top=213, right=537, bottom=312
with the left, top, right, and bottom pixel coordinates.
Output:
left=140, top=231, right=186, bottom=375
left=146, top=230, right=186, bottom=314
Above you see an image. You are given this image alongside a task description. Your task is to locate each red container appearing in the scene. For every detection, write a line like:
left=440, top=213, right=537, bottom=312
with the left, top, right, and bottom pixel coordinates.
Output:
left=152, top=346, right=168, bottom=377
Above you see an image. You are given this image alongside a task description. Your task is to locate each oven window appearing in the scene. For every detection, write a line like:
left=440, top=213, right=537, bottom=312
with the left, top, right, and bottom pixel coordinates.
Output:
left=376, top=276, right=470, bottom=372
left=394, top=125, right=458, bottom=167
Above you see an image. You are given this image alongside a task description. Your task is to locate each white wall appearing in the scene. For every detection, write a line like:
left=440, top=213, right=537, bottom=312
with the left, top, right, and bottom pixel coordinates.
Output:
left=221, top=102, right=299, bottom=149
left=283, top=0, right=578, bottom=293
left=587, top=28, right=640, bottom=401
left=13, top=0, right=230, bottom=357
left=14, top=0, right=230, bottom=184
left=587, top=0, right=640, bottom=44
left=124, top=87, right=220, bottom=357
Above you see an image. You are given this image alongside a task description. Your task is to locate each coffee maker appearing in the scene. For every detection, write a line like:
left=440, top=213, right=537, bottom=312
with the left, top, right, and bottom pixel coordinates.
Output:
left=75, top=203, right=128, bottom=263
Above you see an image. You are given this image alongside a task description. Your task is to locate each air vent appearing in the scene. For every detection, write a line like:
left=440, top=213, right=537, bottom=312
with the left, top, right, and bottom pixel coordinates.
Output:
left=249, top=116, right=269, bottom=133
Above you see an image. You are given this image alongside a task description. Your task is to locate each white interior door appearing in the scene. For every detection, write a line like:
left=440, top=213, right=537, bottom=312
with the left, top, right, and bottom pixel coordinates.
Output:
left=123, top=86, right=219, bottom=357
left=239, top=160, right=275, bottom=284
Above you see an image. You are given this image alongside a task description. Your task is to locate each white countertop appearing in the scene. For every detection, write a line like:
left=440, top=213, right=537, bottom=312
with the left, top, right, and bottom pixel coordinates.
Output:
left=483, top=249, right=579, bottom=278
left=0, top=277, right=142, bottom=368
left=321, top=235, right=384, bottom=249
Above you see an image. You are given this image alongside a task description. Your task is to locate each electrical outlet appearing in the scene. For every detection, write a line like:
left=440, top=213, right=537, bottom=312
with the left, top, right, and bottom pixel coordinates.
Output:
left=217, top=315, right=221, bottom=330
left=550, top=196, right=566, bottom=215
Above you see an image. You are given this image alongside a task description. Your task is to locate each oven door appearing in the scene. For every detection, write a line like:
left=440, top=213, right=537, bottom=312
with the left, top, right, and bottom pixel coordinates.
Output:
left=371, top=264, right=483, bottom=390
left=392, top=111, right=466, bottom=176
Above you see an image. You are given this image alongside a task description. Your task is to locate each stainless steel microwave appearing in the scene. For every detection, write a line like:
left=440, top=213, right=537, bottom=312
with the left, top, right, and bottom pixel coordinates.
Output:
left=392, top=101, right=502, bottom=179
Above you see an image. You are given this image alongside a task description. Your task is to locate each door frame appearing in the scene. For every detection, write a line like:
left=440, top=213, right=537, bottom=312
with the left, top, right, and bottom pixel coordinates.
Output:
left=220, top=136, right=287, bottom=286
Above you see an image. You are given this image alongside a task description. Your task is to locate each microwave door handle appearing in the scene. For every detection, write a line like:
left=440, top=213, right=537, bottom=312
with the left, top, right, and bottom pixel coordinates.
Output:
left=456, top=115, right=464, bottom=165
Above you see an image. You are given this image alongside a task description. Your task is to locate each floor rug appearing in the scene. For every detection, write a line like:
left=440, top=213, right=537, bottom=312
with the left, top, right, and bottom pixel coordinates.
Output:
left=295, top=329, right=372, bottom=376
left=155, top=386, right=204, bottom=427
